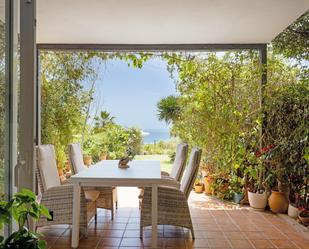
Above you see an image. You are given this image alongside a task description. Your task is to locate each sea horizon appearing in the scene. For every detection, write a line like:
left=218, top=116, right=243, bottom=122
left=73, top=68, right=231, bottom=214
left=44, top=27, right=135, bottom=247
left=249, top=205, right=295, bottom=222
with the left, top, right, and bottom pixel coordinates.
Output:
left=142, top=128, right=171, bottom=144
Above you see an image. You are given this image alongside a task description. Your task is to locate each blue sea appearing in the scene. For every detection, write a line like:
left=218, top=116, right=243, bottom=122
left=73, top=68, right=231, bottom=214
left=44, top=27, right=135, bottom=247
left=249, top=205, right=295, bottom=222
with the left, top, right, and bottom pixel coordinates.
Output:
left=142, top=129, right=170, bottom=144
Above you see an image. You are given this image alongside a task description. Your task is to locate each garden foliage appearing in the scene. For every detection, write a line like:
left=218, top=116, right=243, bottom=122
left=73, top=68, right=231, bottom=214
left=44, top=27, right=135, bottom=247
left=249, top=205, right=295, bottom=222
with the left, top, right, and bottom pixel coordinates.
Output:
left=158, top=51, right=307, bottom=200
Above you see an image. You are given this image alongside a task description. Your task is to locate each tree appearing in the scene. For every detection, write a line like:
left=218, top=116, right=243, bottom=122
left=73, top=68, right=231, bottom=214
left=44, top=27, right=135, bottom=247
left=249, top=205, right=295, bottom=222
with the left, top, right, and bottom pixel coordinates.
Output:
left=158, top=51, right=300, bottom=178
left=40, top=51, right=149, bottom=168
left=40, top=51, right=96, bottom=168
left=157, top=95, right=180, bottom=124
left=272, top=11, right=309, bottom=61
left=94, top=111, right=115, bottom=131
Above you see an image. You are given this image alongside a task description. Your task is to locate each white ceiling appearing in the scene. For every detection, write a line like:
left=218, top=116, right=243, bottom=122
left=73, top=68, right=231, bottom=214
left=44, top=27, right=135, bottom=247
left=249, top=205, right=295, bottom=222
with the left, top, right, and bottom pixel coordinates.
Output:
left=37, top=0, right=309, bottom=44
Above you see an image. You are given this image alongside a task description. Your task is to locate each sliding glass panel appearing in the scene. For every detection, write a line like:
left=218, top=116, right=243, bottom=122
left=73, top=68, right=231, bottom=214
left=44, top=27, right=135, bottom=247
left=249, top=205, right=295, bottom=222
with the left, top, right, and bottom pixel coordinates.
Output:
left=0, top=0, right=6, bottom=200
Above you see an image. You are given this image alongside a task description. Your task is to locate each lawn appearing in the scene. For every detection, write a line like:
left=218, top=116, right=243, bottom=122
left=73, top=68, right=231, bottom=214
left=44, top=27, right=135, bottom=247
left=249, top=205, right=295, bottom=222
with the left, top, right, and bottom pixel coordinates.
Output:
left=135, top=154, right=173, bottom=173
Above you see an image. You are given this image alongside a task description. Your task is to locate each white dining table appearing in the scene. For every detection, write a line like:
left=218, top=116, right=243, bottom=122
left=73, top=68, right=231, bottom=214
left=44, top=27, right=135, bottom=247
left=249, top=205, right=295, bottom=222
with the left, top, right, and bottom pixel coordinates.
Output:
left=70, top=160, right=179, bottom=249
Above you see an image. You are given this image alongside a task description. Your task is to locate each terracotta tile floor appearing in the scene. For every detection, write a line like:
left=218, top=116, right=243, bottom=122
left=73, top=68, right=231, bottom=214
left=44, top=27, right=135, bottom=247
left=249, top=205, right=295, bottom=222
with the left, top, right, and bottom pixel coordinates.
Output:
left=39, top=187, right=309, bottom=249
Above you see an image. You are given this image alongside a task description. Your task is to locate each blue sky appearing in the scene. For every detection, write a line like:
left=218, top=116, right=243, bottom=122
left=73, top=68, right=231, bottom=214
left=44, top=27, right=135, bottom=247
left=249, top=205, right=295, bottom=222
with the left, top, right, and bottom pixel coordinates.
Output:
left=88, top=57, right=176, bottom=130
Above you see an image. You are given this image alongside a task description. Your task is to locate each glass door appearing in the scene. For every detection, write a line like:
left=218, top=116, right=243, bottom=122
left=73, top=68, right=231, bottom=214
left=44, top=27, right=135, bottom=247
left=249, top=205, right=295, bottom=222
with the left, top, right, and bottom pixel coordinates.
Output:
left=0, top=0, right=20, bottom=236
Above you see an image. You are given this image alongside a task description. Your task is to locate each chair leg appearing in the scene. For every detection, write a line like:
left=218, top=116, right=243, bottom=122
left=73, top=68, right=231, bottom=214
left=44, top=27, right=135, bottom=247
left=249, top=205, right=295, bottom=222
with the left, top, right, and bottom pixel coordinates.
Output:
left=190, top=227, right=195, bottom=240
left=140, top=224, right=143, bottom=240
left=95, top=212, right=98, bottom=225
left=83, top=226, right=88, bottom=239
left=115, top=200, right=118, bottom=209
left=110, top=194, right=114, bottom=220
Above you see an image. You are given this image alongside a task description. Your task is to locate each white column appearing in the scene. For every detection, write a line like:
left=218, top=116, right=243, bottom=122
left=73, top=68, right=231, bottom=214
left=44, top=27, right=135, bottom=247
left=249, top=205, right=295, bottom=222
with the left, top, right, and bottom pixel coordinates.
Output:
left=151, top=184, right=158, bottom=248
left=72, top=183, right=81, bottom=248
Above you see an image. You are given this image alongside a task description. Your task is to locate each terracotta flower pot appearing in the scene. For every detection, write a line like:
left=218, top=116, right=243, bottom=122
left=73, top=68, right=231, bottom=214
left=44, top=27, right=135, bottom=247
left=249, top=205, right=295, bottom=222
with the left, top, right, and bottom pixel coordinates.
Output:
left=83, top=155, right=92, bottom=167
left=204, top=176, right=214, bottom=194
left=57, top=168, right=64, bottom=176
left=268, top=191, right=289, bottom=214
left=288, top=204, right=300, bottom=219
left=99, top=153, right=107, bottom=161
left=195, top=184, right=204, bottom=193
left=248, top=191, right=268, bottom=211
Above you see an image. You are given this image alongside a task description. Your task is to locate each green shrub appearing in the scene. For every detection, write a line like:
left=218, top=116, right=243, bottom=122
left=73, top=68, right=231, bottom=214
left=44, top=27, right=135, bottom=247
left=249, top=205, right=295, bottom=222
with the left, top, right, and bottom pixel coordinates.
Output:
left=83, top=124, right=143, bottom=162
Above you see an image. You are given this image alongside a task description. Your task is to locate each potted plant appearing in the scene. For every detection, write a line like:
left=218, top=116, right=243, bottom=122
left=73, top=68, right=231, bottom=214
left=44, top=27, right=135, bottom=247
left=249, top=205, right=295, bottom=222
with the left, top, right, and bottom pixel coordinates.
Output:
left=204, top=175, right=215, bottom=195
left=57, top=165, right=66, bottom=183
left=287, top=161, right=308, bottom=218
left=201, top=159, right=215, bottom=195
left=263, top=83, right=309, bottom=215
left=264, top=149, right=290, bottom=214
left=99, top=147, right=108, bottom=161
left=194, top=173, right=204, bottom=193
left=208, top=173, right=230, bottom=199
left=82, top=154, right=92, bottom=167
left=298, top=209, right=309, bottom=225
left=229, top=175, right=244, bottom=204
left=245, top=152, right=269, bottom=211
left=0, top=189, right=51, bottom=249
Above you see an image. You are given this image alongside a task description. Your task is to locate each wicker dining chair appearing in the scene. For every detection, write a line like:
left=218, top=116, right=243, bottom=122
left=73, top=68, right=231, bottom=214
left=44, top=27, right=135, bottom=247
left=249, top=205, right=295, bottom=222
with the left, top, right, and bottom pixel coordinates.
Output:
left=68, top=143, right=118, bottom=220
left=36, top=144, right=99, bottom=236
left=138, top=143, right=188, bottom=208
left=140, top=147, right=202, bottom=239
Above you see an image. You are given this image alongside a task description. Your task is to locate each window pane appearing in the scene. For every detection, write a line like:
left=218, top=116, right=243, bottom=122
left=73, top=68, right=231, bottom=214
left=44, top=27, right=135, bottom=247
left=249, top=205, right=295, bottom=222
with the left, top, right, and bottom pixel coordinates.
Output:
left=0, top=0, right=6, bottom=199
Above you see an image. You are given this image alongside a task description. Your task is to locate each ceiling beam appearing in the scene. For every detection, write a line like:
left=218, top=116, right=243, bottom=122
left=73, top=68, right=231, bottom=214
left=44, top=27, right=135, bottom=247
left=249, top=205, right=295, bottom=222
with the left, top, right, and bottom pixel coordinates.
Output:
left=37, top=43, right=267, bottom=52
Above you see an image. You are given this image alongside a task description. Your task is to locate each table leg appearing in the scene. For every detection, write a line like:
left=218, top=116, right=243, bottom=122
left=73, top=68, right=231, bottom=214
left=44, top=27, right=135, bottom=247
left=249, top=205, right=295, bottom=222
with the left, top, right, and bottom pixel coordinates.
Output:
left=151, top=185, right=158, bottom=248
left=72, top=183, right=81, bottom=248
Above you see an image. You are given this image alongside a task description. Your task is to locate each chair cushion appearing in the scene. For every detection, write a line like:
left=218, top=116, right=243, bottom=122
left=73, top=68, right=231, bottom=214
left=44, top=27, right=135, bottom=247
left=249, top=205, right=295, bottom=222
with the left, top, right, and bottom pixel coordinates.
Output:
left=170, top=143, right=188, bottom=181
left=68, top=143, right=87, bottom=174
left=37, top=145, right=61, bottom=191
left=84, top=190, right=100, bottom=202
left=180, top=148, right=202, bottom=199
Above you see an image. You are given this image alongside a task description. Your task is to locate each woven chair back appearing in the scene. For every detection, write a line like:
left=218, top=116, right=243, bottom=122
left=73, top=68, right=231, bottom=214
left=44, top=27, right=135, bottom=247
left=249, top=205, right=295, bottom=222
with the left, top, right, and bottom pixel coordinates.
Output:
left=180, top=147, right=202, bottom=199
left=68, top=143, right=87, bottom=174
left=36, top=144, right=61, bottom=192
left=170, top=143, right=188, bottom=182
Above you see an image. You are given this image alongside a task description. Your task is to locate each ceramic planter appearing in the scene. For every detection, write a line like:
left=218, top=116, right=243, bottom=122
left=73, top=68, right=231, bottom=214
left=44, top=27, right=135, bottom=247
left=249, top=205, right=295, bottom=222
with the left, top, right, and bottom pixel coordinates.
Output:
left=288, top=204, right=300, bottom=218
left=233, top=192, right=244, bottom=204
left=268, top=191, right=289, bottom=214
left=204, top=176, right=215, bottom=194
left=194, top=184, right=204, bottom=193
left=248, top=191, right=268, bottom=211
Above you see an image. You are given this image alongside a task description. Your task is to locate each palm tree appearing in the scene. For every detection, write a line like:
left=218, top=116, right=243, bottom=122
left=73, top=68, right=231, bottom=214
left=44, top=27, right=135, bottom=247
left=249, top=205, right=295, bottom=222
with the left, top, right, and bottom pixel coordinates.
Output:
left=157, top=95, right=180, bottom=124
left=94, top=111, right=115, bottom=129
